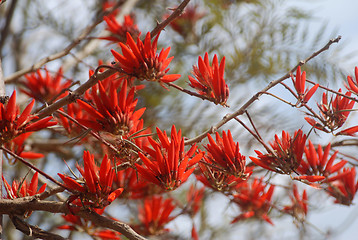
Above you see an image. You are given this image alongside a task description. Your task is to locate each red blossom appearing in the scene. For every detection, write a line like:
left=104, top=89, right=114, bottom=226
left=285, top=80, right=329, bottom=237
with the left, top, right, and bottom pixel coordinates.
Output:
left=283, top=184, right=308, bottom=221
left=58, top=151, right=123, bottom=209
left=345, top=66, right=358, bottom=95
left=101, top=14, right=140, bottom=43
left=250, top=130, right=307, bottom=174
left=77, top=80, right=145, bottom=137
left=188, top=52, right=229, bottom=105
left=21, top=68, right=72, bottom=103
left=231, top=178, right=275, bottom=225
left=305, top=89, right=355, bottom=133
left=134, top=195, right=176, bottom=236
left=326, top=167, right=358, bottom=205
left=186, top=185, right=205, bottom=216
left=3, top=172, right=46, bottom=199
left=296, top=141, right=347, bottom=183
left=204, top=130, right=246, bottom=177
left=291, top=66, right=319, bottom=104
left=0, top=90, right=56, bottom=145
left=111, top=32, right=181, bottom=87
left=136, top=125, right=203, bottom=191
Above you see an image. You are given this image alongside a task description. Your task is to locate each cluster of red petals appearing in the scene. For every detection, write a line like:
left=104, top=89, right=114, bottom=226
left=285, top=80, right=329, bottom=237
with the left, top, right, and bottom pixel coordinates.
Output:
left=57, top=103, right=86, bottom=137
left=135, top=195, right=176, bottom=236
left=282, top=185, right=308, bottom=221
left=167, top=5, right=205, bottom=38
left=102, top=0, right=120, bottom=17
left=3, top=172, right=46, bottom=199
left=58, top=151, right=123, bottom=209
left=188, top=52, right=229, bottom=105
left=326, top=167, right=358, bottom=205
left=77, top=80, right=145, bottom=137
left=291, top=66, right=319, bottom=104
left=21, top=68, right=72, bottom=103
left=0, top=90, right=56, bottom=145
left=345, top=66, right=358, bottom=95
left=250, top=130, right=307, bottom=174
left=204, top=130, right=246, bottom=177
left=102, top=15, right=140, bottom=43
left=231, top=178, right=275, bottom=225
left=305, top=89, right=356, bottom=134
left=197, top=161, right=253, bottom=192
left=136, top=125, right=203, bottom=191
left=186, top=185, right=205, bottom=216
left=295, top=141, right=346, bottom=183
left=111, top=32, right=181, bottom=86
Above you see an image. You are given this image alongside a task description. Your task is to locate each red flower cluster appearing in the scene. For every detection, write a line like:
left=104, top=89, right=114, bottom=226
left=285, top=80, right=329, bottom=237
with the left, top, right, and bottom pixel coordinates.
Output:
left=305, top=89, right=356, bottom=134
left=111, top=32, right=181, bottom=87
left=188, top=52, right=229, bottom=105
left=232, top=178, right=275, bottom=225
left=21, top=68, right=72, bottom=103
left=185, top=185, right=205, bottom=217
left=136, top=125, right=203, bottom=191
left=282, top=184, right=308, bottom=221
left=250, top=130, right=307, bottom=174
left=345, top=66, right=358, bottom=95
left=295, top=141, right=346, bottom=183
left=135, top=195, right=176, bottom=236
left=204, top=130, right=246, bottom=177
left=58, top=151, right=123, bottom=209
left=102, top=14, right=140, bottom=43
left=291, top=66, right=319, bottom=105
left=326, top=167, right=358, bottom=205
left=0, top=90, right=56, bottom=145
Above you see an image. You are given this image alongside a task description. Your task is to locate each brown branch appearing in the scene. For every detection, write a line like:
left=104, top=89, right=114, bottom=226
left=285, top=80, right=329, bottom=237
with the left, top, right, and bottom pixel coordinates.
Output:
left=0, top=198, right=147, bottom=240
left=4, top=4, right=107, bottom=84
left=150, top=0, right=191, bottom=37
left=185, top=36, right=342, bottom=145
left=10, top=215, right=66, bottom=240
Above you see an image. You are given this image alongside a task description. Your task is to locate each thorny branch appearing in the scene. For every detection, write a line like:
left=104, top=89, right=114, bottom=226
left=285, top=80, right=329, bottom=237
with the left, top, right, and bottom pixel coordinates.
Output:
left=185, top=36, right=342, bottom=145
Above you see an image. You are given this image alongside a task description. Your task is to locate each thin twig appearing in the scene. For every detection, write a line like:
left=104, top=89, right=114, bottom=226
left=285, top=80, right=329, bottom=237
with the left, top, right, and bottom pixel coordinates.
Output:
left=185, top=36, right=342, bottom=145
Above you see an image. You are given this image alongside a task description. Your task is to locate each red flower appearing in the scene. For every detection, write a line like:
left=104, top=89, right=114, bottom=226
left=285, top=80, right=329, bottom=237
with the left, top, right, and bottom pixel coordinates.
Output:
left=186, top=185, right=205, bottom=216
left=305, top=89, right=355, bottom=133
left=296, top=141, right=347, bottom=182
left=111, top=32, right=181, bottom=87
left=291, top=66, right=319, bottom=104
left=345, top=66, right=358, bottom=94
left=250, top=130, right=307, bottom=174
left=188, top=52, right=229, bottom=105
left=21, top=68, right=72, bottom=103
left=77, top=80, right=145, bottom=137
left=136, top=125, right=203, bottom=191
left=135, top=195, right=176, bottom=235
left=102, top=15, right=140, bottom=43
left=197, top=160, right=253, bottom=192
left=3, top=172, right=46, bottom=199
left=58, top=151, right=123, bottom=209
left=326, top=167, right=358, bottom=205
left=283, top=184, right=308, bottom=221
left=204, top=130, right=246, bottom=177
left=0, top=90, right=56, bottom=145
left=231, top=178, right=275, bottom=225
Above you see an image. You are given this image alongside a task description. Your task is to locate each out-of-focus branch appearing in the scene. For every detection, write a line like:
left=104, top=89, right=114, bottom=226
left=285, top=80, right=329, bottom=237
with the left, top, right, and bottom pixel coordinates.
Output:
left=0, top=0, right=18, bottom=55
left=150, top=0, right=191, bottom=37
left=0, top=198, right=147, bottom=240
left=185, top=36, right=342, bottom=145
left=61, top=0, right=139, bottom=72
left=10, top=215, right=66, bottom=240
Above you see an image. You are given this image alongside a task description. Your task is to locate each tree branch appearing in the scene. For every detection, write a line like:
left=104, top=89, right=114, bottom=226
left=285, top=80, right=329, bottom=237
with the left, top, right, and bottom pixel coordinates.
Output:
left=185, top=36, right=342, bottom=145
